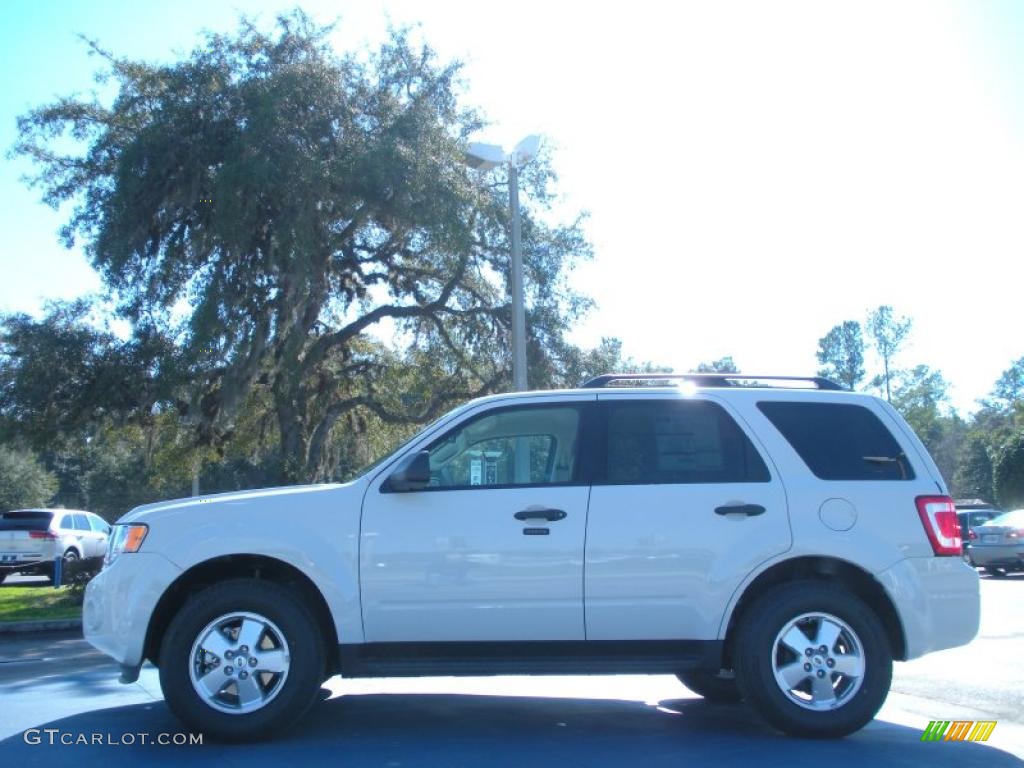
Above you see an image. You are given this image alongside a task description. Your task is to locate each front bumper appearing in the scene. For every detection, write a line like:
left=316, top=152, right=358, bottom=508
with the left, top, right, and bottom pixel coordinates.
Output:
left=875, top=556, right=980, bottom=660
left=83, top=552, right=183, bottom=670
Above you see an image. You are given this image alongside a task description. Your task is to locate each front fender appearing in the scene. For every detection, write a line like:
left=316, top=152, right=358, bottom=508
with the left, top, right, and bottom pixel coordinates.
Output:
left=142, top=489, right=363, bottom=644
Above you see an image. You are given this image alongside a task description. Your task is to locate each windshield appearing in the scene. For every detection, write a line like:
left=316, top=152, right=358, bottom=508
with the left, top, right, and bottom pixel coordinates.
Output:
left=985, top=509, right=1024, bottom=527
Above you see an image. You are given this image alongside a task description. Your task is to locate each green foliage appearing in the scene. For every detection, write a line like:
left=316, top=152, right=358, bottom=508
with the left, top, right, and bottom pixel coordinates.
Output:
left=889, top=365, right=962, bottom=487
left=866, top=305, right=912, bottom=402
left=992, top=357, right=1024, bottom=406
left=0, top=300, right=175, bottom=451
left=694, top=356, right=739, bottom=373
left=954, top=436, right=995, bottom=502
left=891, top=365, right=950, bottom=436
left=993, top=431, right=1024, bottom=509
left=13, top=12, right=596, bottom=482
left=816, top=321, right=865, bottom=390
left=0, top=446, right=58, bottom=510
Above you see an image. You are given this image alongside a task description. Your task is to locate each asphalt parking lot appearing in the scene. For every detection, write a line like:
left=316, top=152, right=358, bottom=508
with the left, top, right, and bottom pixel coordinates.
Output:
left=0, top=573, right=1021, bottom=766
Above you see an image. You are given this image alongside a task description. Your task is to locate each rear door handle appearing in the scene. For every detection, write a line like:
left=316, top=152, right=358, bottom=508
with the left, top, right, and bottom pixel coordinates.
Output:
left=714, top=503, right=766, bottom=517
left=514, top=508, right=567, bottom=522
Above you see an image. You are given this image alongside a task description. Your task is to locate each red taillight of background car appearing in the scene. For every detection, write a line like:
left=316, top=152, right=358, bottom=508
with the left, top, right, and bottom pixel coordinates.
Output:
left=968, top=528, right=978, bottom=540
left=915, top=496, right=962, bottom=556
left=28, top=531, right=57, bottom=540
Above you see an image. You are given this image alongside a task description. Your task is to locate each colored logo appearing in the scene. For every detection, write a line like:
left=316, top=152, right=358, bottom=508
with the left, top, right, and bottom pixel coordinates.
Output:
left=921, top=720, right=996, bottom=742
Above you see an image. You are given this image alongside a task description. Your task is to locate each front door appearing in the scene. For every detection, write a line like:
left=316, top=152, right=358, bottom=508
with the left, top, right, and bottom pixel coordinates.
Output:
left=360, top=397, right=594, bottom=642
left=585, top=394, right=790, bottom=641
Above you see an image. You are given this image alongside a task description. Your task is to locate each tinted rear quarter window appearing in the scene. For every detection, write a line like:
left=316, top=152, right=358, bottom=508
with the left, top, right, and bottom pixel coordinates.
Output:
left=604, top=399, right=770, bottom=484
left=758, top=401, right=914, bottom=481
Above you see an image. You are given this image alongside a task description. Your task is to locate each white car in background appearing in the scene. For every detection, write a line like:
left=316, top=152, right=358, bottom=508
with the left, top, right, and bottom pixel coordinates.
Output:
left=0, top=508, right=111, bottom=583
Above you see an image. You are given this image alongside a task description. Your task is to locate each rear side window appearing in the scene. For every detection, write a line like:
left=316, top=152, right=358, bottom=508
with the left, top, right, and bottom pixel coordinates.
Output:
left=757, top=402, right=914, bottom=480
left=0, top=511, right=53, bottom=531
left=58, top=515, right=75, bottom=530
left=604, top=399, right=770, bottom=485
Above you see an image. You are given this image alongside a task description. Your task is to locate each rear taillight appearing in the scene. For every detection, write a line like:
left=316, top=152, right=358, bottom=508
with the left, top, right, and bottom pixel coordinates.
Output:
left=28, top=531, right=57, bottom=540
left=968, top=528, right=977, bottom=540
left=915, top=496, right=962, bottom=556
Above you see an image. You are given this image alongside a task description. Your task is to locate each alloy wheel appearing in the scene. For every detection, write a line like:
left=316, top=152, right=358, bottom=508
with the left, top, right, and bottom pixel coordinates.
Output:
left=771, top=611, right=866, bottom=711
left=188, top=611, right=291, bottom=715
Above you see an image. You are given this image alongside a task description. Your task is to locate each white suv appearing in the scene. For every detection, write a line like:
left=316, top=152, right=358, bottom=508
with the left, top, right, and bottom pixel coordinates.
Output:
left=0, top=509, right=111, bottom=583
left=84, top=373, right=979, bottom=741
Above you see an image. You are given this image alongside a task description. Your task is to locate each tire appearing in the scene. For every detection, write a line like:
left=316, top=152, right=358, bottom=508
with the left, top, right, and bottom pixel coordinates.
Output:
left=159, top=579, right=324, bottom=741
left=984, top=566, right=1007, bottom=578
left=733, top=581, right=892, bottom=738
left=676, top=669, right=742, bottom=702
left=63, top=549, right=79, bottom=561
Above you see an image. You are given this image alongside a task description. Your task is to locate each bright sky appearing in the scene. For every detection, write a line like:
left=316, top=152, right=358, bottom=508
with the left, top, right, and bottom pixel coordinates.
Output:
left=2, top=0, right=1022, bottom=413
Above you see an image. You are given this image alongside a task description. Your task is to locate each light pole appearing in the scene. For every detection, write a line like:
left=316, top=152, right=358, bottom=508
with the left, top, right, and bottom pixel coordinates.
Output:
left=464, top=135, right=540, bottom=392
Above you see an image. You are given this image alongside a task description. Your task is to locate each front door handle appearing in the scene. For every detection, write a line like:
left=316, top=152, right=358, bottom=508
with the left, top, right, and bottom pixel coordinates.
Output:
left=514, top=508, right=567, bottom=522
left=714, top=503, right=766, bottom=517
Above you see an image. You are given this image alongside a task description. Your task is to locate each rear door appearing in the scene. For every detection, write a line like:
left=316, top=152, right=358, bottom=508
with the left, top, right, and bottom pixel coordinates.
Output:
left=56, top=514, right=80, bottom=556
left=584, top=394, right=790, bottom=641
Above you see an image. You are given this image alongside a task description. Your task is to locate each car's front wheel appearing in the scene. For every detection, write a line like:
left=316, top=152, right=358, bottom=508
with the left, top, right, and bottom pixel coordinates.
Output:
left=159, top=579, right=324, bottom=741
left=733, top=581, right=892, bottom=738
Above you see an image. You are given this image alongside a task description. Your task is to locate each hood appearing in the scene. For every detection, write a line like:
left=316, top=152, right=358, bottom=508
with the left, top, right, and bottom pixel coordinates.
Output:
left=117, top=481, right=359, bottom=524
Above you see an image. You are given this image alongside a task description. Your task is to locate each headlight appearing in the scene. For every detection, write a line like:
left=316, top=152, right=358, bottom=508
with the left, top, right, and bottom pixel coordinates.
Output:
left=105, top=524, right=148, bottom=566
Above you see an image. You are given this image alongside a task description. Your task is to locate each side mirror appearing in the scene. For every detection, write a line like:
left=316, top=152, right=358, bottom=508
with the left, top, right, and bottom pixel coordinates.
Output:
left=386, top=450, right=432, bottom=492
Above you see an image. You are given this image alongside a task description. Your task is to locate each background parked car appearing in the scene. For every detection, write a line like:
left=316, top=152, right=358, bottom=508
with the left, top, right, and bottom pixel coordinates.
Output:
left=968, top=509, right=1024, bottom=577
left=957, top=508, right=1001, bottom=566
left=0, top=509, right=110, bottom=584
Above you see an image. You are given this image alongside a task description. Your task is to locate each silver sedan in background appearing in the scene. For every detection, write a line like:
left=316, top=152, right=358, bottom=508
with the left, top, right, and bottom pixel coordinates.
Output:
left=969, top=508, right=1024, bottom=577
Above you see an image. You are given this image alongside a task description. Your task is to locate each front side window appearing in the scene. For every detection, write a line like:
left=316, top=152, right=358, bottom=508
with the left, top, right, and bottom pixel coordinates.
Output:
left=603, top=399, right=770, bottom=485
left=426, top=405, right=582, bottom=489
left=758, top=401, right=915, bottom=481
left=88, top=515, right=111, bottom=534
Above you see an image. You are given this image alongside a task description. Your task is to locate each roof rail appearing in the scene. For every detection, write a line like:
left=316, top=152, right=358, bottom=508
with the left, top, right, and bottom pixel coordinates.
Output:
left=580, top=373, right=845, bottom=391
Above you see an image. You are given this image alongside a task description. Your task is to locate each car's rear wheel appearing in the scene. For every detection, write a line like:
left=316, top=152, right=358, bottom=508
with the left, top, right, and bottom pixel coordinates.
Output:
left=734, top=581, right=892, bottom=738
left=984, top=566, right=1007, bottom=578
left=676, top=669, right=741, bottom=702
left=159, top=579, right=324, bottom=741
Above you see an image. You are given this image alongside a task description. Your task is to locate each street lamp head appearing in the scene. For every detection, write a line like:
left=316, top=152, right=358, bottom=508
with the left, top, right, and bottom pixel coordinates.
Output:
left=464, top=142, right=506, bottom=171
left=511, top=135, right=540, bottom=166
